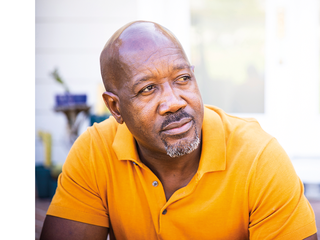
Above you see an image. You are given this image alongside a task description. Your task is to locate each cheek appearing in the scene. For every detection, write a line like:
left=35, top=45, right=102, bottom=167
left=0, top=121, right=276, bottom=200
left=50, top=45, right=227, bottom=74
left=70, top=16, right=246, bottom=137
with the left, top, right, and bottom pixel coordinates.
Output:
left=184, top=88, right=203, bottom=109
left=184, top=90, right=204, bottom=123
left=121, top=100, right=158, bottom=135
left=130, top=97, right=159, bottom=120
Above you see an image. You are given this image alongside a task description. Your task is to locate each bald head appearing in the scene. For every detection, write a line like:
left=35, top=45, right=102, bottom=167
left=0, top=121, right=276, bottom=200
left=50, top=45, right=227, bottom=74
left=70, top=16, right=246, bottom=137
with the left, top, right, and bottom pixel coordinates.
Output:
left=100, top=21, right=188, bottom=93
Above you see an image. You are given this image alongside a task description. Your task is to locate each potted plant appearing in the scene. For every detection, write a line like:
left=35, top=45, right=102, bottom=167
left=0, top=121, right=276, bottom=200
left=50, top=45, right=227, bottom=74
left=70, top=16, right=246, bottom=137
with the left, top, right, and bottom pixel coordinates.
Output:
left=51, top=68, right=87, bottom=107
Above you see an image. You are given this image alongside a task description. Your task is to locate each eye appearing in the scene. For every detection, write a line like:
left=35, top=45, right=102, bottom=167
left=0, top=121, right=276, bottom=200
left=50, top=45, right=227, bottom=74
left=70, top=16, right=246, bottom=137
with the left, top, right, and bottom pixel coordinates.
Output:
left=139, top=84, right=155, bottom=95
left=176, top=76, right=190, bottom=84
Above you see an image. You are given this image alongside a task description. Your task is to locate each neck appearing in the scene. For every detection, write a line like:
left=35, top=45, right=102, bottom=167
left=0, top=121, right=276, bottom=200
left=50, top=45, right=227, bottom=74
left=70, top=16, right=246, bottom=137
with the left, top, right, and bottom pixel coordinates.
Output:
left=137, top=138, right=202, bottom=197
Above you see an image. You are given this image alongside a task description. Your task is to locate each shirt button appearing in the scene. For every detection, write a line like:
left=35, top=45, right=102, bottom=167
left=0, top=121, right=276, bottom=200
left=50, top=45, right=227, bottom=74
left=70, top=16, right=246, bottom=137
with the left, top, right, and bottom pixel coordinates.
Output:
left=152, top=181, right=158, bottom=187
left=162, top=209, right=167, bottom=215
left=133, top=162, right=137, bottom=165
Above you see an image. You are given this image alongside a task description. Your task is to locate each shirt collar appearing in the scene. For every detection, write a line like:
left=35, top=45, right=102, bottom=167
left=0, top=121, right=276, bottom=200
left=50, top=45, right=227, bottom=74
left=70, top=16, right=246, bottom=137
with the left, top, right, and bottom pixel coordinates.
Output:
left=112, top=106, right=227, bottom=173
left=198, top=105, right=226, bottom=178
left=112, top=122, right=141, bottom=164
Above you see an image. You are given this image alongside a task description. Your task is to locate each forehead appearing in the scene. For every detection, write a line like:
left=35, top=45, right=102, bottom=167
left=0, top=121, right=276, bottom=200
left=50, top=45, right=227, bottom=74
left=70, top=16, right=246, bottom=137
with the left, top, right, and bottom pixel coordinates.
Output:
left=112, top=23, right=190, bottom=87
left=120, top=28, right=184, bottom=59
left=124, top=46, right=187, bottom=70
left=119, top=43, right=189, bottom=80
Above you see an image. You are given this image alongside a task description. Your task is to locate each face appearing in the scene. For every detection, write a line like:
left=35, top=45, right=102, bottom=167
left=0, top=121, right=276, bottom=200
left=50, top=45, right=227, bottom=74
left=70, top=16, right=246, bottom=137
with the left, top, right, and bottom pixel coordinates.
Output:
left=103, top=24, right=204, bottom=158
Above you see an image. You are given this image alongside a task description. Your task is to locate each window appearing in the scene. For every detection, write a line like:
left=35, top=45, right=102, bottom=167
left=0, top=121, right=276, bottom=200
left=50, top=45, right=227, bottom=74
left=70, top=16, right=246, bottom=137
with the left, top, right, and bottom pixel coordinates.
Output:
left=190, top=0, right=265, bottom=113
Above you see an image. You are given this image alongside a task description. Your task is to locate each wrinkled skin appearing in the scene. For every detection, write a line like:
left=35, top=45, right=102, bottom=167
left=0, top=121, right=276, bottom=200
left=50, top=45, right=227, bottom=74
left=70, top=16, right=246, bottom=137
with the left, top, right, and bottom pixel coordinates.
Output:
left=101, top=22, right=204, bottom=172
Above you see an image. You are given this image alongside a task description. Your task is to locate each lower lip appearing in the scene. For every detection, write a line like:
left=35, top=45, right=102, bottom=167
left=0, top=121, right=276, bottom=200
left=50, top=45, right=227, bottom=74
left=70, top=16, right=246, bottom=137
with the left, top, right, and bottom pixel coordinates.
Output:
left=161, top=121, right=193, bottom=135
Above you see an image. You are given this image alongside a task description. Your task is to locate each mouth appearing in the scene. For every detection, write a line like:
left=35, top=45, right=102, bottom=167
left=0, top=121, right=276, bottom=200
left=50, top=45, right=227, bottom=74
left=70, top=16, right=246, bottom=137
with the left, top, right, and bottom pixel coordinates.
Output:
left=160, top=118, right=193, bottom=136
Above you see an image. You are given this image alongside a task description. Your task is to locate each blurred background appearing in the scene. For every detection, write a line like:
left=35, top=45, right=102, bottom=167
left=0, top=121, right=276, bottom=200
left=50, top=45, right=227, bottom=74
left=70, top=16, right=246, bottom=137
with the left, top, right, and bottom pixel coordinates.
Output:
left=35, top=0, right=320, bottom=237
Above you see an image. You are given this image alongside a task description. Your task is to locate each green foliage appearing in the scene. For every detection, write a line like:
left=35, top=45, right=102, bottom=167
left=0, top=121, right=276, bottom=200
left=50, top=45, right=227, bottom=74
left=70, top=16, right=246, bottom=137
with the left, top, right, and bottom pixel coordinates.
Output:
left=50, top=68, right=70, bottom=93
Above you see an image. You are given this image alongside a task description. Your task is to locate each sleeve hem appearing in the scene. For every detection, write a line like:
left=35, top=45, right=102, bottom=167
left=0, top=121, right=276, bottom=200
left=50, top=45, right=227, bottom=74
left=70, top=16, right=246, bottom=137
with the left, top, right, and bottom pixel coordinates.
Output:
left=46, top=204, right=109, bottom=228
left=275, top=220, right=317, bottom=240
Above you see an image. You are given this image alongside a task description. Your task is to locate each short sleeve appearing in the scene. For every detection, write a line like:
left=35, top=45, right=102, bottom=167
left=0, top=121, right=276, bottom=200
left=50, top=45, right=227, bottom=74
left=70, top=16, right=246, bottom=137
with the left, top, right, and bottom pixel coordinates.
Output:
left=248, top=138, right=317, bottom=240
left=46, top=130, right=109, bottom=227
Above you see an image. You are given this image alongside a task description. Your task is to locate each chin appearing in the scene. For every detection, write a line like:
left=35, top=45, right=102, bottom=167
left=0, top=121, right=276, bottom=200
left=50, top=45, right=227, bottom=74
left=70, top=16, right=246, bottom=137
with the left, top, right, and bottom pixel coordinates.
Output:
left=162, top=127, right=200, bottom=158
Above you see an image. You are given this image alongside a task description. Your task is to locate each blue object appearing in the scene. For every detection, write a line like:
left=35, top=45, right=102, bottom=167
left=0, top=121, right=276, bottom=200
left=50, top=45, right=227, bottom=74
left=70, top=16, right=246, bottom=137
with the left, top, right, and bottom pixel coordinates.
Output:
left=55, top=93, right=87, bottom=107
left=35, top=165, right=51, bottom=198
left=36, top=165, right=59, bottom=199
left=90, top=114, right=110, bottom=126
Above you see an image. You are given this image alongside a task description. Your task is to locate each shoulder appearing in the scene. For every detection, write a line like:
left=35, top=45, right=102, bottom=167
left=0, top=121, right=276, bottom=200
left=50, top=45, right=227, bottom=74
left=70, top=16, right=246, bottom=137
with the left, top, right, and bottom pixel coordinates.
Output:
left=63, top=116, right=120, bottom=170
left=204, top=105, right=273, bottom=156
left=72, top=116, right=119, bottom=152
left=86, top=116, right=119, bottom=144
left=55, top=116, right=121, bottom=204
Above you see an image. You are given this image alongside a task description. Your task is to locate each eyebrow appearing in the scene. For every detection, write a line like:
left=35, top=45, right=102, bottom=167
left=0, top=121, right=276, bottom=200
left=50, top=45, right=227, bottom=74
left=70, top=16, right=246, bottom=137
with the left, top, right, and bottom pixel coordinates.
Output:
left=173, top=64, right=192, bottom=71
left=132, top=75, right=154, bottom=90
left=132, top=63, right=192, bottom=90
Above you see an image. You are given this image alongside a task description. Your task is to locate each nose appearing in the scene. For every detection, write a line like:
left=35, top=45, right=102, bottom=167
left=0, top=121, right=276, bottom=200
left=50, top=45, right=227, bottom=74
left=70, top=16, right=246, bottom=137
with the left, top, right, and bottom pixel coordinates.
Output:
left=158, top=82, right=187, bottom=115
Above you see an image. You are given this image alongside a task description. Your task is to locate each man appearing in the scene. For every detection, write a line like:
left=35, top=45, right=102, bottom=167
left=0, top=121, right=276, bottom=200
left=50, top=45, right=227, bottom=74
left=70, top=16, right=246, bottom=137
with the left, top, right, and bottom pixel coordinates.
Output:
left=40, top=21, right=317, bottom=239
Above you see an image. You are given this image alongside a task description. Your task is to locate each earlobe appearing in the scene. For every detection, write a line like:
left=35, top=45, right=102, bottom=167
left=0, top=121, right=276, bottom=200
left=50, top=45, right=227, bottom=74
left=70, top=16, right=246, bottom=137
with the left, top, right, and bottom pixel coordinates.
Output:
left=102, top=91, right=123, bottom=124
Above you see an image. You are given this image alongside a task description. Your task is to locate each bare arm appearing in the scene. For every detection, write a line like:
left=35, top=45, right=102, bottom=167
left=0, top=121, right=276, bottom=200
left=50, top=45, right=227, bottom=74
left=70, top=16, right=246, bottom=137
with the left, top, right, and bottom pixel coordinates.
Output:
left=40, top=215, right=109, bottom=240
left=304, top=233, right=318, bottom=240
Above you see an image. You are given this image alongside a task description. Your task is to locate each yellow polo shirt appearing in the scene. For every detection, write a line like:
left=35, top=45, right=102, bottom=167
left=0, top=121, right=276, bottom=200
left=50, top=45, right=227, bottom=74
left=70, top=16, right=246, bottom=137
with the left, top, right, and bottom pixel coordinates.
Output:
left=47, top=105, right=317, bottom=239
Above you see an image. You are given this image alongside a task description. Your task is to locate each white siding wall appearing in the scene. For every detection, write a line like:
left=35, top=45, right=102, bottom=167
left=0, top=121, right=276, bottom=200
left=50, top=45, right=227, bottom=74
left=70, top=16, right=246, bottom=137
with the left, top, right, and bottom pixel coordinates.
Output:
left=35, top=0, right=139, bottom=164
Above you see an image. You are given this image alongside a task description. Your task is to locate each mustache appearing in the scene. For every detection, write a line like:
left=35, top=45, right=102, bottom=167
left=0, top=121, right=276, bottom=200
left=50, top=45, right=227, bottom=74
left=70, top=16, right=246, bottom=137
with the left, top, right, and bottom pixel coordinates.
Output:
left=160, top=110, right=194, bottom=131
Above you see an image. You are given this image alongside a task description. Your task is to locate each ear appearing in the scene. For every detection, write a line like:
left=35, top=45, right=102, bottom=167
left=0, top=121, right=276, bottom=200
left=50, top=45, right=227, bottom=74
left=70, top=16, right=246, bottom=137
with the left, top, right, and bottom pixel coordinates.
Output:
left=102, top=91, right=124, bottom=124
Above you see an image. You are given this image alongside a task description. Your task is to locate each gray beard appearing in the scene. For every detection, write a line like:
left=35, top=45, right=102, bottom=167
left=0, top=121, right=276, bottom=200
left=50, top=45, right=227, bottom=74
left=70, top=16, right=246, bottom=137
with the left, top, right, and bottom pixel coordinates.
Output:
left=162, top=128, right=200, bottom=158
